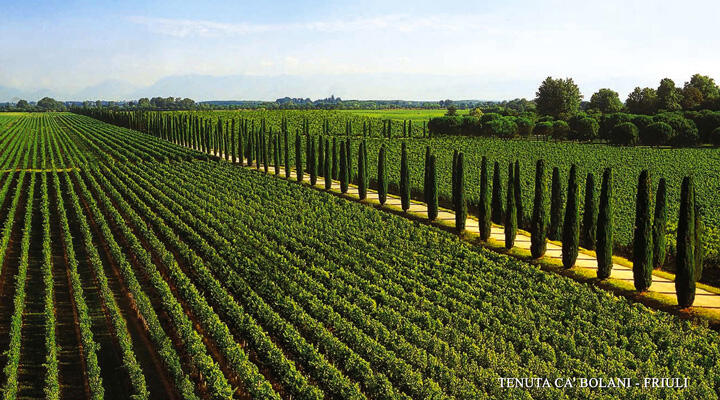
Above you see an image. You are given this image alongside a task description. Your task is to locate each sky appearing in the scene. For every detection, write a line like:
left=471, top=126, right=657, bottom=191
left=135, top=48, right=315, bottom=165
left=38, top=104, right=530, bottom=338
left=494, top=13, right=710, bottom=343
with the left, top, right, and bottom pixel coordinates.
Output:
left=0, top=0, right=719, bottom=101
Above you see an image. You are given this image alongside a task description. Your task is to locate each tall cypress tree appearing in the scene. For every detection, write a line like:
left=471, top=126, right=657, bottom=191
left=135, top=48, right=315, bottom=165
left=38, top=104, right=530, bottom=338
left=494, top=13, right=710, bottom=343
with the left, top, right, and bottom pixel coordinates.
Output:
left=491, top=161, right=503, bottom=223
left=339, top=141, right=348, bottom=193
left=652, top=178, right=668, bottom=269
left=318, top=137, right=325, bottom=177
left=295, top=131, right=303, bottom=182
left=263, top=133, right=269, bottom=173
left=255, top=131, right=261, bottom=170
left=562, top=165, right=580, bottom=269
left=428, top=154, right=438, bottom=221
left=581, top=173, right=598, bottom=250
left=452, top=150, right=459, bottom=208
left=505, top=163, right=517, bottom=248
left=632, top=169, right=653, bottom=292
left=273, top=134, right=280, bottom=175
left=346, top=139, right=353, bottom=184
left=324, top=138, right=331, bottom=189
left=514, top=160, right=523, bottom=228
left=284, top=129, right=290, bottom=178
left=231, top=120, right=237, bottom=163
left=479, top=156, right=492, bottom=241
left=676, top=176, right=696, bottom=307
left=423, top=146, right=431, bottom=205
left=694, top=196, right=704, bottom=282
left=455, top=152, right=467, bottom=232
left=378, top=145, right=387, bottom=205
left=358, top=142, right=367, bottom=199
left=549, top=167, right=564, bottom=241
left=309, top=136, right=317, bottom=186
left=332, top=138, right=338, bottom=180
left=400, top=142, right=410, bottom=212
left=530, top=159, right=547, bottom=258
left=596, top=168, right=614, bottom=279
left=306, top=133, right=312, bottom=175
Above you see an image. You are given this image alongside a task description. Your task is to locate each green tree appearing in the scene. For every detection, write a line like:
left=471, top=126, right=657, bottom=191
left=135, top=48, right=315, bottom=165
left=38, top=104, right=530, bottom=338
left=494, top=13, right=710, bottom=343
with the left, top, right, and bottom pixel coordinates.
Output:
left=491, top=162, right=504, bottom=223
left=632, top=170, right=653, bottom=291
left=657, top=78, right=683, bottom=111
left=427, top=155, right=438, bottom=221
left=625, top=87, right=658, bottom=115
left=455, top=153, right=467, bottom=232
left=597, top=168, right=614, bottom=279
left=549, top=167, right=563, bottom=241
left=332, top=138, right=338, bottom=180
left=675, top=176, right=696, bottom=307
left=514, top=160, right=523, bottom=228
left=535, top=77, right=583, bottom=119
left=358, top=142, right=367, bottom=199
left=695, top=198, right=704, bottom=282
left=652, top=178, right=668, bottom=269
left=284, top=129, right=290, bottom=178
left=339, top=141, right=348, bottom=193
left=505, top=163, right=517, bottom=248
left=295, top=132, right=303, bottom=182
left=479, top=156, right=492, bottom=240
left=400, top=142, right=410, bottom=212
left=589, top=88, right=623, bottom=113
left=378, top=145, right=388, bottom=205
left=423, top=146, right=431, bottom=205
left=324, top=138, right=331, bottom=189
left=562, top=165, right=579, bottom=268
left=273, top=134, right=280, bottom=175
left=530, top=159, right=547, bottom=258
left=580, top=173, right=598, bottom=250
left=685, top=74, right=719, bottom=107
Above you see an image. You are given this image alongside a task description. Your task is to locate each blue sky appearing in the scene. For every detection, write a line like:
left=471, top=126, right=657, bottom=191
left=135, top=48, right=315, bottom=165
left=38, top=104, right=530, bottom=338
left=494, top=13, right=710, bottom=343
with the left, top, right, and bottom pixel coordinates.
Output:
left=1, top=0, right=718, bottom=101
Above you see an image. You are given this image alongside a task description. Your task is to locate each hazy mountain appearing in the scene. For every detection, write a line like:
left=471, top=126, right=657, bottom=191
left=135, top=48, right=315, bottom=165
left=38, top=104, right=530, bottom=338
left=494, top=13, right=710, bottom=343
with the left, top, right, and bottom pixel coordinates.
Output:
left=0, top=73, right=537, bottom=102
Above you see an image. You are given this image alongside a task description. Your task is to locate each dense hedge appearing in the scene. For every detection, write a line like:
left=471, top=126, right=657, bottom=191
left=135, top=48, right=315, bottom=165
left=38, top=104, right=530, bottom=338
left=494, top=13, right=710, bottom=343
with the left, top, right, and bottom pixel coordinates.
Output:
left=428, top=110, right=720, bottom=147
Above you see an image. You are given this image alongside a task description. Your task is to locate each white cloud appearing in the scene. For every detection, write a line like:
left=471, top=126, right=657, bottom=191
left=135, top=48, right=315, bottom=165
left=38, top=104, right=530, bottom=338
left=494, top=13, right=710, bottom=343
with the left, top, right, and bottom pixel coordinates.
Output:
left=127, top=14, right=487, bottom=38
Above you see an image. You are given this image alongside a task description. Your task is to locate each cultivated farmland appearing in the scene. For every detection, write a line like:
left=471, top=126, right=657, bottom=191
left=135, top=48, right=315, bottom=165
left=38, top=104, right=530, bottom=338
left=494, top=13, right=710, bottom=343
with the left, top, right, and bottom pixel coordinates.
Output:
left=0, top=112, right=717, bottom=399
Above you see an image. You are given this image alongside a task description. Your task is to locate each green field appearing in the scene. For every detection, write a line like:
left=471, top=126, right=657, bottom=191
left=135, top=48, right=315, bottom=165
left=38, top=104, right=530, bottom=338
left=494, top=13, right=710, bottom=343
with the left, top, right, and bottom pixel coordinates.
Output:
left=337, top=108, right=455, bottom=121
left=1, top=112, right=718, bottom=399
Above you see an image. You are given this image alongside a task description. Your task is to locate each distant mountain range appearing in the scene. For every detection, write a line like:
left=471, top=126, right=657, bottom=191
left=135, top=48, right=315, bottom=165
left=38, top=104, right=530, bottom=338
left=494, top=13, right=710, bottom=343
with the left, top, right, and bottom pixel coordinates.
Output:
left=0, top=73, right=535, bottom=103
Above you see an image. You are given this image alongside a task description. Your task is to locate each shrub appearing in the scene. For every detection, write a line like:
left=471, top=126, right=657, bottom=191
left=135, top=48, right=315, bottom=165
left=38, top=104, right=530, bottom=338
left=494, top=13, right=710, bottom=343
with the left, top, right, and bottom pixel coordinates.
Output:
left=573, top=117, right=599, bottom=141
left=610, top=122, right=639, bottom=145
left=695, top=111, right=720, bottom=142
left=631, top=115, right=654, bottom=131
left=533, top=121, right=554, bottom=136
left=482, top=117, right=518, bottom=138
left=515, top=117, right=534, bottom=136
left=551, top=120, right=570, bottom=140
left=428, top=116, right=463, bottom=136
left=710, top=127, right=720, bottom=146
left=600, top=113, right=633, bottom=139
left=641, top=122, right=673, bottom=146
left=654, top=112, right=699, bottom=147
left=632, top=170, right=653, bottom=291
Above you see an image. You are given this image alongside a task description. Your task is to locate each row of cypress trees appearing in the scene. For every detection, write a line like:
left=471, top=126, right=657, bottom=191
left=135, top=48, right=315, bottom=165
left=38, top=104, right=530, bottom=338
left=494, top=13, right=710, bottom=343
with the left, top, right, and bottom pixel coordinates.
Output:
left=107, top=112, right=706, bottom=309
